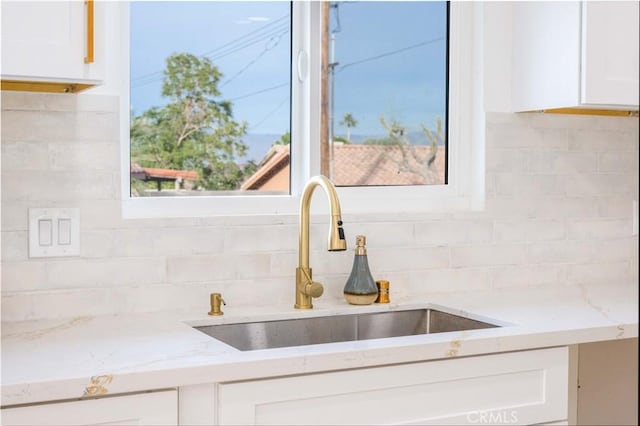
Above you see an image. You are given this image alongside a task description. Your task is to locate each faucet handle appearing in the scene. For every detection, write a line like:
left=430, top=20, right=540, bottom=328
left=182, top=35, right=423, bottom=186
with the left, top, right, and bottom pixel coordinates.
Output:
left=305, top=282, right=324, bottom=298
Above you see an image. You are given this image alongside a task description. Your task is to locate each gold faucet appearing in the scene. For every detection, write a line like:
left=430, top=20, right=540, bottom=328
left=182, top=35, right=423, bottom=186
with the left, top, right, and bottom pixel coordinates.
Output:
left=295, top=175, right=347, bottom=309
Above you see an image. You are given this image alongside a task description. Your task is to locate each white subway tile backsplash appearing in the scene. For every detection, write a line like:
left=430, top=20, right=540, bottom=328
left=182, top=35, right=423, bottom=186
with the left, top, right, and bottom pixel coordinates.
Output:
left=562, top=173, right=636, bottom=197
left=1, top=142, right=50, bottom=171
left=414, top=220, right=493, bottom=246
left=451, top=244, right=527, bottom=268
left=494, top=173, right=565, bottom=196
left=49, top=142, right=119, bottom=171
left=493, top=219, right=566, bottom=243
left=491, top=264, right=569, bottom=289
left=223, top=225, right=298, bottom=253
left=408, top=268, right=492, bottom=293
left=0, top=110, right=78, bottom=142
left=1, top=261, right=48, bottom=292
left=597, top=196, right=639, bottom=219
left=597, top=238, right=637, bottom=262
left=598, top=151, right=640, bottom=173
left=45, top=257, right=166, bottom=289
left=370, top=246, right=450, bottom=271
left=346, top=222, right=415, bottom=248
left=487, top=125, right=568, bottom=150
left=167, top=255, right=237, bottom=283
left=2, top=171, right=117, bottom=202
left=567, top=219, right=631, bottom=240
left=81, top=230, right=116, bottom=258
left=568, top=261, right=632, bottom=285
left=528, top=151, right=597, bottom=174
left=1, top=231, right=29, bottom=262
left=528, top=241, right=593, bottom=264
left=486, top=149, right=529, bottom=173
left=1, top=92, right=638, bottom=321
left=568, top=129, right=638, bottom=152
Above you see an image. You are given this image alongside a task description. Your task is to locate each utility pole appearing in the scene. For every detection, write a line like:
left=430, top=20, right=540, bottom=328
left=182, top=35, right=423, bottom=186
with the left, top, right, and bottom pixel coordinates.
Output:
left=320, top=2, right=330, bottom=177
left=328, top=2, right=339, bottom=180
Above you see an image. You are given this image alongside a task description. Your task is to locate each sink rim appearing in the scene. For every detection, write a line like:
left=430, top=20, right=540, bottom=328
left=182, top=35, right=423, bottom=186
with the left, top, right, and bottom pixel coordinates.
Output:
left=186, top=303, right=511, bottom=329
left=191, top=305, right=510, bottom=352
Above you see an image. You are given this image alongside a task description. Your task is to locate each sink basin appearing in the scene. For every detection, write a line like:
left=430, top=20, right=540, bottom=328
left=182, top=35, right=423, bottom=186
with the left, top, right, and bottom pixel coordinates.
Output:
left=195, top=308, right=499, bottom=351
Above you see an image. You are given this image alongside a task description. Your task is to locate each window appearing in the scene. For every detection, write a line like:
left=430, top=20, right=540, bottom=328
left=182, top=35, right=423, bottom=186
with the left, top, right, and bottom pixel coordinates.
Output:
left=322, top=2, right=448, bottom=188
left=121, top=2, right=484, bottom=218
left=129, top=1, right=292, bottom=196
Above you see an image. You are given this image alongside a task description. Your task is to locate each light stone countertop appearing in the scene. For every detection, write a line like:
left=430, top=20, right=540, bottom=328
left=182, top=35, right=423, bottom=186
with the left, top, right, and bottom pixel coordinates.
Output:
left=1, top=283, right=638, bottom=407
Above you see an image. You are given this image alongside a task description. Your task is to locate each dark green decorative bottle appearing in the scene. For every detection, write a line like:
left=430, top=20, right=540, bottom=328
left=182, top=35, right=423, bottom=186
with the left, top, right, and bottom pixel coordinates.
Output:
left=343, top=235, right=378, bottom=305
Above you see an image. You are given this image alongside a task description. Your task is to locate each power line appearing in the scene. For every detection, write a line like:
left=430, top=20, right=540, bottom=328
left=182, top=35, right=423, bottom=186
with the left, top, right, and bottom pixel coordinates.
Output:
left=131, top=25, right=290, bottom=89
left=199, top=15, right=289, bottom=58
left=337, top=36, right=445, bottom=73
left=229, top=82, right=289, bottom=102
left=131, top=13, right=290, bottom=84
left=251, top=96, right=290, bottom=131
left=220, top=29, right=289, bottom=88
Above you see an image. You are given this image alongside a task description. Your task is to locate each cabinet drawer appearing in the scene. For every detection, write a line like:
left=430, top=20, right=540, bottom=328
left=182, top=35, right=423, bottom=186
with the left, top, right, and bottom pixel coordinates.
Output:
left=0, top=389, right=177, bottom=426
left=218, top=347, right=568, bottom=425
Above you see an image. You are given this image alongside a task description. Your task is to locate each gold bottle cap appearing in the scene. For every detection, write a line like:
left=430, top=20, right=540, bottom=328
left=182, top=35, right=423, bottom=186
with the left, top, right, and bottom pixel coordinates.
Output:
left=376, top=280, right=389, bottom=289
left=355, top=235, right=367, bottom=255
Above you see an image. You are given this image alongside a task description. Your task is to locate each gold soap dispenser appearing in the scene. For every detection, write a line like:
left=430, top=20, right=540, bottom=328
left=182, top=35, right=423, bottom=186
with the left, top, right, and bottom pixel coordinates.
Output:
left=343, top=235, right=378, bottom=305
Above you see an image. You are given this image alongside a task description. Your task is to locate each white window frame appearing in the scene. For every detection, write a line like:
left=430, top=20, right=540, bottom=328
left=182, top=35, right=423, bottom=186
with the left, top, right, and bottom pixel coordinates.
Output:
left=120, top=2, right=485, bottom=219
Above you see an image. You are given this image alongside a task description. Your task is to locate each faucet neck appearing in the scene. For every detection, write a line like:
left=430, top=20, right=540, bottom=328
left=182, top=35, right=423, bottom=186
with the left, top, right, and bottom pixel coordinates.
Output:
left=298, top=175, right=346, bottom=269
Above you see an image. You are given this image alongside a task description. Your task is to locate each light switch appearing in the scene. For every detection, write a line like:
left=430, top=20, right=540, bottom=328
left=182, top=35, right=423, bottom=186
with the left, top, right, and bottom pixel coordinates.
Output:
left=29, top=208, right=80, bottom=258
left=58, top=218, right=72, bottom=245
left=38, top=219, right=53, bottom=246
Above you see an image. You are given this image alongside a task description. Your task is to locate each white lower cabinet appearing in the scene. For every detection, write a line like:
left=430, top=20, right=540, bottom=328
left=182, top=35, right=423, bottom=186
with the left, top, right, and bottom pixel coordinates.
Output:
left=0, top=389, right=177, bottom=426
left=216, top=347, right=568, bottom=425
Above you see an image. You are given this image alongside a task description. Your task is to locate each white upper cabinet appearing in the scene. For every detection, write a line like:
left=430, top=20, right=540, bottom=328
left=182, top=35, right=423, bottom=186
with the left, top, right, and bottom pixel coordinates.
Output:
left=512, top=1, right=639, bottom=111
left=0, top=1, right=104, bottom=92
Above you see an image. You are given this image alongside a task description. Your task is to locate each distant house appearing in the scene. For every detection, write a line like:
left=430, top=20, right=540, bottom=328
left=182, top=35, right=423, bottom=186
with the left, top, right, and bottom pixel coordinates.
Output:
left=240, top=145, right=290, bottom=191
left=241, top=143, right=445, bottom=191
left=131, top=163, right=198, bottom=191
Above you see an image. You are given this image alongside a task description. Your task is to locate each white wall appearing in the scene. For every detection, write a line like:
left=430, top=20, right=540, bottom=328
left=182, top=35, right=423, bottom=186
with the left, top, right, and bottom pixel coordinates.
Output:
left=1, top=90, right=637, bottom=321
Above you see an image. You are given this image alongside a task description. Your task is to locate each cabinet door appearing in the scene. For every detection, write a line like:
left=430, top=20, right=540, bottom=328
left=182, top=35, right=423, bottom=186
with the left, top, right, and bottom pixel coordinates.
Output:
left=218, top=347, right=568, bottom=425
left=581, top=1, right=640, bottom=107
left=0, top=390, right=177, bottom=426
left=0, top=1, right=102, bottom=84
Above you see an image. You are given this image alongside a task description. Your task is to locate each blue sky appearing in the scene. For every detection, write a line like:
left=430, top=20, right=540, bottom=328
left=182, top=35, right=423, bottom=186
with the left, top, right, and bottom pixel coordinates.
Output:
left=130, top=1, right=447, bottom=140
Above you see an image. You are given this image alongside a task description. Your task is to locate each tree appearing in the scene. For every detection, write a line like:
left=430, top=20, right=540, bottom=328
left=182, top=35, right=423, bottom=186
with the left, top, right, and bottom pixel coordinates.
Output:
left=131, top=53, right=249, bottom=191
left=339, top=113, right=358, bottom=143
left=273, top=132, right=290, bottom=146
left=378, top=115, right=443, bottom=184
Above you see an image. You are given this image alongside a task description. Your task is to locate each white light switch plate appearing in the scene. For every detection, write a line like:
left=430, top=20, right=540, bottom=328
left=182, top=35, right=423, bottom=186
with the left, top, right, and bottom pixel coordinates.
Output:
left=29, top=208, right=80, bottom=258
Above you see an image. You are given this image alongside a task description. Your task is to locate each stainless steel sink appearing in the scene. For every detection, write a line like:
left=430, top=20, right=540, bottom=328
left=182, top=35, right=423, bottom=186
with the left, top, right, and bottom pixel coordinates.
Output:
left=195, top=308, right=499, bottom=351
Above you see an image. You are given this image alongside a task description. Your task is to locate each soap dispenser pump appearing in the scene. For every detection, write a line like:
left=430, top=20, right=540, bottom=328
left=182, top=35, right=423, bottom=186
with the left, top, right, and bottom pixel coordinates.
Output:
left=343, top=235, right=378, bottom=305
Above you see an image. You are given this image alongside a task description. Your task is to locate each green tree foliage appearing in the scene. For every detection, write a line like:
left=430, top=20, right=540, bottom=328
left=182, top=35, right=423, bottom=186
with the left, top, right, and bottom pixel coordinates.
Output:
left=131, top=53, right=249, bottom=190
left=273, top=132, right=290, bottom=146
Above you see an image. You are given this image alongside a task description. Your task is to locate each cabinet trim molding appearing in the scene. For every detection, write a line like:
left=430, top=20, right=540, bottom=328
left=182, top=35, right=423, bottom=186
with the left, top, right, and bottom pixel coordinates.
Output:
left=0, top=80, right=96, bottom=94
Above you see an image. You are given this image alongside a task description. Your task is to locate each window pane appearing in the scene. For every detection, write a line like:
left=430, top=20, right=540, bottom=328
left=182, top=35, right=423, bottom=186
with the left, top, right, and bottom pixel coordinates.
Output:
left=322, top=1, right=448, bottom=187
left=130, top=1, right=291, bottom=197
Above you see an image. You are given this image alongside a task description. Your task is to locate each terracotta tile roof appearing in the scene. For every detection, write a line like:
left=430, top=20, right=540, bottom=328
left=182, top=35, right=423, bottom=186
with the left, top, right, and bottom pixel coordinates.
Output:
left=332, top=144, right=445, bottom=186
left=130, top=163, right=198, bottom=181
left=240, top=143, right=445, bottom=190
